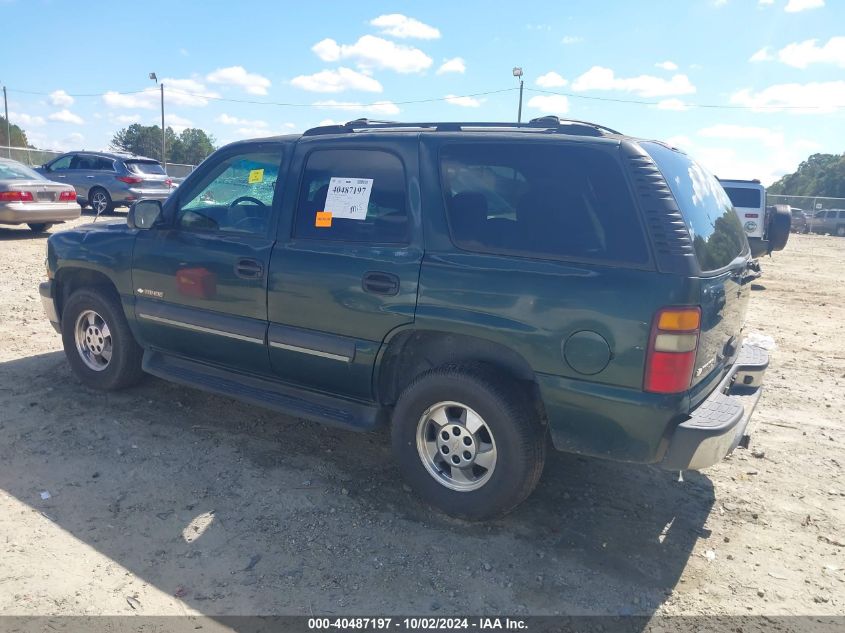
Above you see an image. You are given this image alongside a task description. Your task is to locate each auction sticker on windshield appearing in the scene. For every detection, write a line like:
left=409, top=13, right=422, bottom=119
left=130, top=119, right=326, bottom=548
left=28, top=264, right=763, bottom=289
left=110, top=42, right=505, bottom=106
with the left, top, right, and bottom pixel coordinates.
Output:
left=324, top=177, right=373, bottom=220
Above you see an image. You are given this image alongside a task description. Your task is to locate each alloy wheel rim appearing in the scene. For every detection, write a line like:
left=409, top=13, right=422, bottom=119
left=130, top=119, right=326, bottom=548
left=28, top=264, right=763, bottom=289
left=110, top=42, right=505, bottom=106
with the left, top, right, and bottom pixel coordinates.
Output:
left=92, top=192, right=107, bottom=213
left=415, top=401, right=497, bottom=492
left=74, top=309, right=112, bottom=371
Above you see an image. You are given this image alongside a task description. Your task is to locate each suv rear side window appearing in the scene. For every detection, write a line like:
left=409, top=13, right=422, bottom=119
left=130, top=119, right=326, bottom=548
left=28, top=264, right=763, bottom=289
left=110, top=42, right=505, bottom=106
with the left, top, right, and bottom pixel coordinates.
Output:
left=722, top=187, right=761, bottom=208
left=294, top=149, right=409, bottom=243
left=439, top=143, right=649, bottom=264
left=643, top=142, right=747, bottom=271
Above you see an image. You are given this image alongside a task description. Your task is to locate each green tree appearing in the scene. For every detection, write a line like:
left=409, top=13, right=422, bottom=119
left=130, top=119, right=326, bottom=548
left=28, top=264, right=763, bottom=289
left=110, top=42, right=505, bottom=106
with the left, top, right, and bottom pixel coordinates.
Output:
left=110, top=124, right=177, bottom=162
left=169, top=128, right=216, bottom=165
left=0, top=115, right=31, bottom=148
left=768, top=152, right=845, bottom=197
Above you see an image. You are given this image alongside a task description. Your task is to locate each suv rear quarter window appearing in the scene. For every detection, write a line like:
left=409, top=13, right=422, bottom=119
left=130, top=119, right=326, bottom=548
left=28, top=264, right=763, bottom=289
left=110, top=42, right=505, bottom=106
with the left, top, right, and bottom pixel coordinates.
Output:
left=643, top=142, right=747, bottom=272
left=439, top=142, right=650, bottom=265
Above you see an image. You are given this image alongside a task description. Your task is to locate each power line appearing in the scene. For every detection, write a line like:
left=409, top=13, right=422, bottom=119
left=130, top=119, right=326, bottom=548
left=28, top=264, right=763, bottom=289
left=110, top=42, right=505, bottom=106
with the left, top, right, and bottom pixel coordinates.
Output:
left=526, top=87, right=845, bottom=111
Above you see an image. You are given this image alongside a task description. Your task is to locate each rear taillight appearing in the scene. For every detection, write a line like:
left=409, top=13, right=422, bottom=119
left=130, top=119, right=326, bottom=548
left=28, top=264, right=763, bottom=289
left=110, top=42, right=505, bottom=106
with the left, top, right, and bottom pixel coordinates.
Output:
left=0, top=191, right=34, bottom=202
left=116, top=175, right=143, bottom=184
left=644, top=307, right=701, bottom=394
left=59, top=190, right=76, bottom=201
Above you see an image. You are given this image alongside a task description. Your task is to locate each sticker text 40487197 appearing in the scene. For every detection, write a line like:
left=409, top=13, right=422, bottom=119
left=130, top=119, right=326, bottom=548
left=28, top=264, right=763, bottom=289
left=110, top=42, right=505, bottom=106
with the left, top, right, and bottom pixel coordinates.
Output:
left=323, top=177, right=374, bottom=221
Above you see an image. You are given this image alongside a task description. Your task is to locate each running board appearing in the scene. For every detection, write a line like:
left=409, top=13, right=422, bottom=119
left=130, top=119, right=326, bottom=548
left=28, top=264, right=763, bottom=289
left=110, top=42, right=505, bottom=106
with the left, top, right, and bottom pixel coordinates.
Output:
left=142, top=350, right=386, bottom=432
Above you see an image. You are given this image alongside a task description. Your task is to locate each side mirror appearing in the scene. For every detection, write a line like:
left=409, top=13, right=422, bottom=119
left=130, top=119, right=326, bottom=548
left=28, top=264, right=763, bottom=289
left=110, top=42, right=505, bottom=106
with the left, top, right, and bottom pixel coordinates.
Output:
left=128, top=199, right=163, bottom=230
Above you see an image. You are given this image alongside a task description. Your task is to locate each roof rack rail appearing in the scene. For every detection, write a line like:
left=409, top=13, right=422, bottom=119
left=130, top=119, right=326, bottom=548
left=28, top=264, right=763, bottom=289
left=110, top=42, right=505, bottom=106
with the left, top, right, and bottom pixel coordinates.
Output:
left=302, top=117, right=622, bottom=137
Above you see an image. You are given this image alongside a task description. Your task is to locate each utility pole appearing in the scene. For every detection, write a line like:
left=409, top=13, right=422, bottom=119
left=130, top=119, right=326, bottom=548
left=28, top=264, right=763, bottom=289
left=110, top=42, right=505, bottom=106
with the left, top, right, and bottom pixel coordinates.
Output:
left=3, top=85, right=10, bottom=158
left=512, top=67, right=524, bottom=123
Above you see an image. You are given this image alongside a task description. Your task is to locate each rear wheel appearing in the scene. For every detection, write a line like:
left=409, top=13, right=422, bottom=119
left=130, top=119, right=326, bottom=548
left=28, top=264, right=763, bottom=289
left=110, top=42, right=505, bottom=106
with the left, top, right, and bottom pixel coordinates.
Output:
left=836, top=225, right=845, bottom=237
left=391, top=363, right=546, bottom=520
left=27, top=223, right=53, bottom=233
left=89, top=187, right=114, bottom=215
left=61, top=288, right=144, bottom=390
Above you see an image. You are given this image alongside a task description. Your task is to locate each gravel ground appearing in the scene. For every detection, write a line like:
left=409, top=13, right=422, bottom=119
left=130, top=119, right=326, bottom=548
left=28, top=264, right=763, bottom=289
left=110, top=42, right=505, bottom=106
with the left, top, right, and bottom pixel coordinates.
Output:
left=0, top=215, right=843, bottom=617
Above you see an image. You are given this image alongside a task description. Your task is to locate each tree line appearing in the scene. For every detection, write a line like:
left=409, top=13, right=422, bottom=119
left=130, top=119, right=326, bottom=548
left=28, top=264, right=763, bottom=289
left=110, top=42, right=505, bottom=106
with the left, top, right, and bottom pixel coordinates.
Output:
left=768, top=152, right=845, bottom=198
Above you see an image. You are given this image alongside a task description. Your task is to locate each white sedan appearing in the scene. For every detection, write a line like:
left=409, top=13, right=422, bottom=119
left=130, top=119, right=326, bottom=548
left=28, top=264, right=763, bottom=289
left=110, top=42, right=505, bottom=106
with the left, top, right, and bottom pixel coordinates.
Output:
left=0, top=157, right=80, bottom=232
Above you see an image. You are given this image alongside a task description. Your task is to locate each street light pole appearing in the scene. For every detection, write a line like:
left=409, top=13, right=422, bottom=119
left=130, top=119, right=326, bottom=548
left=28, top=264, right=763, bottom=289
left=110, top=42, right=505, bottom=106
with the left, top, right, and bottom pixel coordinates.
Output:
left=2, top=85, right=10, bottom=158
left=149, top=73, right=165, bottom=166
left=512, top=67, right=524, bottom=123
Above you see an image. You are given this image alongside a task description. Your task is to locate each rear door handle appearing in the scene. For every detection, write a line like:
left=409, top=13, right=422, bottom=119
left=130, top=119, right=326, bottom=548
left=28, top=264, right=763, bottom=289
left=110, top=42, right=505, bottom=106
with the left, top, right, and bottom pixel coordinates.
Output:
left=234, top=258, right=264, bottom=280
left=362, top=271, right=400, bottom=296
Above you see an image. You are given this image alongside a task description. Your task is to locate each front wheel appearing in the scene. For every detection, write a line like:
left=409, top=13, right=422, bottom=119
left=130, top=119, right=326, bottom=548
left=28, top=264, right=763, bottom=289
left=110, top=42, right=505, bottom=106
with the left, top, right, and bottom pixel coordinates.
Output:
left=61, top=288, right=144, bottom=390
left=391, top=363, right=546, bottom=520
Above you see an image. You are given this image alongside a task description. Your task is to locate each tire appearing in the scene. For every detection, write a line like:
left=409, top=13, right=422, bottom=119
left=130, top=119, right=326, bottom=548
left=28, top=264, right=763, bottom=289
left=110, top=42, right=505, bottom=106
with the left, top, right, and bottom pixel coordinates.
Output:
left=766, top=206, right=791, bottom=252
left=60, top=288, right=144, bottom=390
left=836, top=225, right=845, bottom=237
left=391, top=363, right=546, bottom=520
left=89, top=187, right=114, bottom=215
left=27, top=223, right=53, bottom=233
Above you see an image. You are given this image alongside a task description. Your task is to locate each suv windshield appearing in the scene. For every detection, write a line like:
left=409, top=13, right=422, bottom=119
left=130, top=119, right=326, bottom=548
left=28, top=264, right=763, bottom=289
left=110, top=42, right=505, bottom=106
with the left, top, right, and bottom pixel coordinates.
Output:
left=722, top=186, right=762, bottom=209
left=643, top=142, right=747, bottom=271
left=126, top=160, right=166, bottom=175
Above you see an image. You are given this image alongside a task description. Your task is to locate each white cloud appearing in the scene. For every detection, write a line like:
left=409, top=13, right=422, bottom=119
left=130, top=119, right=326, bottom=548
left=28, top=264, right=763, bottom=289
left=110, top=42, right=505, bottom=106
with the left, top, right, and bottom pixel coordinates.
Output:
left=730, top=80, right=845, bottom=113
left=216, top=114, right=269, bottom=127
left=103, top=78, right=218, bottom=109
left=313, top=100, right=400, bottom=115
left=758, top=0, right=774, bottom=5
left=750, top=46, right=774, bottom=62
left=29, top=131, right=85, bottom=153
left=656, top=98, right=690, bottom=111
left=561, top=35, right=583, bottom=44
left=312, top=35, right=432, bottom=73
left=665, top=135, right=694, bottom=150
left=48, top=109, right=84, bottom=125
left=444, top=95, right=483, bottom=107
left=165, top=114, right=193, bottom=133
left=370, top=14, right=440, bottom=39
left=785, top=0, right=824, bottom=12
left=436, top=57, right=466, bottom=75
left=572, top=66, right=696, bottom=97
left=536, top=72, right=568, bottom=88
left=112, top=113, right=142, bottom=124
left=235, top=127, right=273, bottom=138
left=526, top=94, right=570, bottom=114
left=777, top=37, right=845, bottom=68
left=206, top=66, right=271, bottom=95
left=48, top=89, right=74, bottom=107
left=655, top=61, right=678, bottom=71
left=290, top=67, right=382, bottom=93
left=9, top=112, right=45, bottom=127
left=698, top=124, right=785, bottom=148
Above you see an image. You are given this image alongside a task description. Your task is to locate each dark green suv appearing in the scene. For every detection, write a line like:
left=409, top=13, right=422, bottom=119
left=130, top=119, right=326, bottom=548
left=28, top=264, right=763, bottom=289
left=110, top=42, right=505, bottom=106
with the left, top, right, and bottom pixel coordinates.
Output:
left=40, top=117, right=768, bottom=519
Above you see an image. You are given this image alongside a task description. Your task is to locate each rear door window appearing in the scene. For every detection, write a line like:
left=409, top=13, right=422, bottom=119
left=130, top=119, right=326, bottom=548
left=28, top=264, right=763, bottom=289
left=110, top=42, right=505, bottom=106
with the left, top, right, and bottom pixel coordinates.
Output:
left=722, top=187, right=761, bottom=208
left=642, top=142, right=747, bottom=271
left=439, top=142, right=649, bottom=265
left=126, top=160, right=166, bottom=175
left=293, top=149, right=409, bottom=243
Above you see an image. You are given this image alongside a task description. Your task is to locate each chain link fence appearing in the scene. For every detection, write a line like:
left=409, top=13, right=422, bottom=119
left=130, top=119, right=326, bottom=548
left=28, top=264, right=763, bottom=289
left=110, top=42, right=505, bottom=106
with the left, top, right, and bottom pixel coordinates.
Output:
left=1, top=145, right=195, bottom=179
left=767, top=194, right=845, bottom=235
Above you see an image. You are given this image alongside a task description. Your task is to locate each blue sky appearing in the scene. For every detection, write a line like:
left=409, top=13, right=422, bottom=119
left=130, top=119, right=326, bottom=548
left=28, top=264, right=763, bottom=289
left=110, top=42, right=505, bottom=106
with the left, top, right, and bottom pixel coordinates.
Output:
left=1, top=0, right=842, bottom=184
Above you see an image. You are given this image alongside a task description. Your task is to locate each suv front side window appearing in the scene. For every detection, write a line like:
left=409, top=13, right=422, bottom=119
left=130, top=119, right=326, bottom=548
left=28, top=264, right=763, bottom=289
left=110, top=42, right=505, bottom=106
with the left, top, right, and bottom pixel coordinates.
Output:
left=49, top=156, right=72, bottom=171
left=176, top=149, right=284, bottom=235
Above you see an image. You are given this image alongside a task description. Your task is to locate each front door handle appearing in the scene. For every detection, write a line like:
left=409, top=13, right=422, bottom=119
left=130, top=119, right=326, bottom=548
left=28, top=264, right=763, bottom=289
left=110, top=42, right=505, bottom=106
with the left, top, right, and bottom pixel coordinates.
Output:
left=234, top=258, right=264, bottom=280
left=362, top=271, right=400, bottom=296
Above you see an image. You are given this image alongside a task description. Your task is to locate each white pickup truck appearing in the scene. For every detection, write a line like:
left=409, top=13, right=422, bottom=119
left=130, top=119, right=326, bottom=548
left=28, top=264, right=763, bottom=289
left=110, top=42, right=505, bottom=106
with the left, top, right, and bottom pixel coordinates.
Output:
left=719, top=178, right=791, bottom=258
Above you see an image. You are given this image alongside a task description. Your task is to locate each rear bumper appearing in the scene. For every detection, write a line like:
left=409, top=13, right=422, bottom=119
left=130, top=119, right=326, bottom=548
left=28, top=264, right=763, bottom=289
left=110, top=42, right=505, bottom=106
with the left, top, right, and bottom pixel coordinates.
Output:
left=659, top=344, right=769, bottom=470
left=39, top=281, right=61, bottom=333
left=0, top=203, right=81, bottom=224
left=121, top=188, right=171, bottom=202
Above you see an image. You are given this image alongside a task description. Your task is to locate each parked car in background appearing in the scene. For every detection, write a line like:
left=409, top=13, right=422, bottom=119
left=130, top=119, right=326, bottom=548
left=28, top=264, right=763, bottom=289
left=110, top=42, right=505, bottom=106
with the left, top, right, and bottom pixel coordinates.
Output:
left=807, top=208, right=845, bottom=236
left=0, top=157, right=80, bottom=232
left=719, top=178, right=790, bottom=257
left=789, top=207, right=809, bottom=233
left=36, top=151, right=174, bottom=215
left=40, top=117, right=769, bottom=519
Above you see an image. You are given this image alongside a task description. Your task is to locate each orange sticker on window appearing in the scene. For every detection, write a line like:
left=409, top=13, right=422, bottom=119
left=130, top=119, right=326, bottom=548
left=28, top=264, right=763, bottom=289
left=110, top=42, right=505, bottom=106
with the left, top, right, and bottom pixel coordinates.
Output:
left=315, top=211, right=332, bottom=227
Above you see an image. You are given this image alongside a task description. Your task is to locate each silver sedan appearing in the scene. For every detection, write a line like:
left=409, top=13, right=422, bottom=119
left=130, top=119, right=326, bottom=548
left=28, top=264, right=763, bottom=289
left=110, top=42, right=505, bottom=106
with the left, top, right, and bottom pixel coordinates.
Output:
left=0, top=157, right=81, bottom=232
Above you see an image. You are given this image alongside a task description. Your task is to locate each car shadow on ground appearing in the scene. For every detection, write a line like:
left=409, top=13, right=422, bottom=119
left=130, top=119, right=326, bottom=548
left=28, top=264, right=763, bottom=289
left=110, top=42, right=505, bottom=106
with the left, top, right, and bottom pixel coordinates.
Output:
left=0, top=226, right=54, bottom=241
left=0, top=351, right=713, bottom=618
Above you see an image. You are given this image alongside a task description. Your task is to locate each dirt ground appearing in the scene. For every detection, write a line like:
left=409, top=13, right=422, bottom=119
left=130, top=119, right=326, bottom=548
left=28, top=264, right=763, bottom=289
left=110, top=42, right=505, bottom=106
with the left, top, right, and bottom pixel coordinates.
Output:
left=0, top=214, right=843, bottom=618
